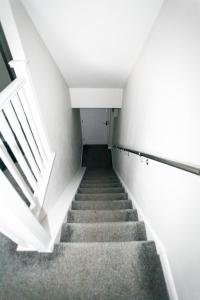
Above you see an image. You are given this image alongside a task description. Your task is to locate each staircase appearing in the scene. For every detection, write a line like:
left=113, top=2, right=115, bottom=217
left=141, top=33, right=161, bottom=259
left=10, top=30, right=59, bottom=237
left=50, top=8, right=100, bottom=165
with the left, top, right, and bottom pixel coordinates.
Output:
left=0, top=149, right=169, bottom=299
left=60, top=168, right=169, bottom=299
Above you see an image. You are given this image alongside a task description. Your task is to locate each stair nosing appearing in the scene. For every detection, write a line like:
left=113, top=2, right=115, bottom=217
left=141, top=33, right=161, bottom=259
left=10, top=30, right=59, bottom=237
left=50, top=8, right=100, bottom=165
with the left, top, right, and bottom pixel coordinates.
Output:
left=68, top=208, right=136, bottom=213
left=57, top=240, right=156, bottom=248
left=64, top=221, right=145, bottom=226
left=76, top=192, right=127, bottom=196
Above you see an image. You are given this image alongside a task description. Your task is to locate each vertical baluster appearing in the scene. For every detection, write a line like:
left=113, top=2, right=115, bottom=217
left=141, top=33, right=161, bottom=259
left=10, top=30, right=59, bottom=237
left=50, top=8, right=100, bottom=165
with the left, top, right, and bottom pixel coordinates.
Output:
left=0, top=112, right=38, bottom=192
left=0, top=139, right=36, bottom=209
left=11, top=94, right=44, bottom=173
left=0, top=169, right=51, bottom=251
left=18, top=88, right=48, bottom=164
left=3, top=97, right=41, bottom=181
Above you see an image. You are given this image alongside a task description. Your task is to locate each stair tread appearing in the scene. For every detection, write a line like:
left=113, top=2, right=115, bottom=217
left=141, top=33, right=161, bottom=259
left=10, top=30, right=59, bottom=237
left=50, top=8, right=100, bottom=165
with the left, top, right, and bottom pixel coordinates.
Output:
left=61, top=221, right=147, bottom=242
left=81, top=182, right=121, bottom=185
left=78, top=187, right=124, bottom=193
left=82, top=180, right=119, bottom=183
left=82, top=177, right=119, bottom=182
left=76, top=192, right=128, bottom=201
left=68, top=209, right=138, bottom=223
left=83, top=174, right=118, bottom=180
left=72, top=199, right=132, bottom=210
left=1, top=241, right=169, bottom=300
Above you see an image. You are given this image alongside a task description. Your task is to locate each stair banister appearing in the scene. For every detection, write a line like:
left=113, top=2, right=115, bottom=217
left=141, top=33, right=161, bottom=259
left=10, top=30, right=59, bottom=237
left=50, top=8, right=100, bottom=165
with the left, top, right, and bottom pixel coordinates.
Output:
left=0, top=75, right=55, bottom=251
left=0, top=169, right=51, bottom=251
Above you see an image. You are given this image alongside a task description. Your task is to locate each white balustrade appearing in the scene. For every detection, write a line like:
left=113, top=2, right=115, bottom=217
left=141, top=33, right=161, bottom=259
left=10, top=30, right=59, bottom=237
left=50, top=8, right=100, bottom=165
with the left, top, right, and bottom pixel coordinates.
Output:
left=0, top=77, right=55, bottom=251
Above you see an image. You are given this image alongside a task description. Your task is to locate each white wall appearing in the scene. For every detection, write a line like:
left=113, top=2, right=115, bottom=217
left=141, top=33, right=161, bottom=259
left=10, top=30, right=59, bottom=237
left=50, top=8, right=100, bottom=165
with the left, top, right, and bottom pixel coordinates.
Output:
left=112, top=0, right=200, bottom=299
left=70, top=88, right=123, bottom=108
left=0, top=0, right=82, bottom=212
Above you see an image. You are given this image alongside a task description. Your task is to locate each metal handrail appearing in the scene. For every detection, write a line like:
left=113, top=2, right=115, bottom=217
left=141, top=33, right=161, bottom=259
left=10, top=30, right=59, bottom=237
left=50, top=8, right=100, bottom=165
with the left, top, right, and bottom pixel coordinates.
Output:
left=112, top=145, right=200, bottom=175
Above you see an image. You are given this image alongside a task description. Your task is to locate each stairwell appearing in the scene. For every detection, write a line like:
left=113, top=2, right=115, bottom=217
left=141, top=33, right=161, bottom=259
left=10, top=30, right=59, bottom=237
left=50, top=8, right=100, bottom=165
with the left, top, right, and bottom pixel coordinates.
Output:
left=0, top=146, right=169, bottom=299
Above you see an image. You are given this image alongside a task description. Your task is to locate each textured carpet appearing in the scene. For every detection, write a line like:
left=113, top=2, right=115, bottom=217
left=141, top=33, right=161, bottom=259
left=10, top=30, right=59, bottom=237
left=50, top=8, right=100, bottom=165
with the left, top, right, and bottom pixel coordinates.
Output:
left=0, top=147, right=169, bottom=299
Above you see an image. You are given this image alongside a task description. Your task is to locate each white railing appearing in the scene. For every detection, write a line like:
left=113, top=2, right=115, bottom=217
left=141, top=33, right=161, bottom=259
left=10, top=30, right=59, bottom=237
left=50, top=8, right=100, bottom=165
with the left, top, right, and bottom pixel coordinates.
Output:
left=0, top=170, right=51, bottom=252
left=0, top=77, right=55, bottom=251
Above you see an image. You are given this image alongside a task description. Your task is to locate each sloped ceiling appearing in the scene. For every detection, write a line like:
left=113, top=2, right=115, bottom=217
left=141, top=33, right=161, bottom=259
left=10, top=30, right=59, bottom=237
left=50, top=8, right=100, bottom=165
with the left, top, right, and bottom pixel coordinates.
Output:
left=21, top=0, right=163, bottom=87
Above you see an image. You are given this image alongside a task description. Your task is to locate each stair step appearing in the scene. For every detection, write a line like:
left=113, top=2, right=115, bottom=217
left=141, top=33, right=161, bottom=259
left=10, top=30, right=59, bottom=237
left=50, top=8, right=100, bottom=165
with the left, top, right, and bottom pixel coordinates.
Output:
left=72, top=200, right=132, bottom=210
left=83, top=176, right=118, bottom=180
left=67, top=209, right=138, bottom=223
left=84, top=174, right=117, bottom=178
left=85, top=169, right=115, bottom=173
left=4, top=242, right=169, bottom=300
left=61, top=221, right=147, bottom=242
left=84, top=171, right=116, bottom=175
left=84, top=173, right=116, bottom=177
left=75, top=192, right=128, bottom=201
left=82, top=179, right=119, bottom=184
left=78, top=187, right=124, bottom=194
left=80, top=182, right=122, bottom=188
left=84, top=176, right=117, bottom=180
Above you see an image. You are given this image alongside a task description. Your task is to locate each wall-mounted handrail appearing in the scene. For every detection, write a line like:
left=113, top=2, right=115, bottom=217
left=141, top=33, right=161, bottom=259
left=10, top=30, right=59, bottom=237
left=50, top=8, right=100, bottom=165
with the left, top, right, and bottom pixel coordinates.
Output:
left=112, top=145, right=200, bottom=175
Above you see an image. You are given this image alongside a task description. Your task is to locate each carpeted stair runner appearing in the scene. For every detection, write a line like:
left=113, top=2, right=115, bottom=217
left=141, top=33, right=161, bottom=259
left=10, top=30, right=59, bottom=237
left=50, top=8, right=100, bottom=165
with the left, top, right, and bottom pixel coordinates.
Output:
left=0, top=166, right=169, bottom=299
left=59, top=167, right=169, bottom=299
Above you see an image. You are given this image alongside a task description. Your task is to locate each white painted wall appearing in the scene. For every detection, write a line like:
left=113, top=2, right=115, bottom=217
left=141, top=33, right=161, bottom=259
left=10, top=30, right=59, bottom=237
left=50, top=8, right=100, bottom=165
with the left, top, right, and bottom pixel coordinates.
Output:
left=112, top=0, right=200, bottom=299
left=0, top=0, right=82, bottom=213
left=80, top=109, right=110, bottom=144
left=70, top=88, right=123, bottom=108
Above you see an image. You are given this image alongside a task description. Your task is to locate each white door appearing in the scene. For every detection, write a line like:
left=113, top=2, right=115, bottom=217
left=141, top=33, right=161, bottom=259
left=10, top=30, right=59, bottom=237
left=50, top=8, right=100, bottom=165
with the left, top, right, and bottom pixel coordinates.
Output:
left=80, top=109, right=110, bottom=144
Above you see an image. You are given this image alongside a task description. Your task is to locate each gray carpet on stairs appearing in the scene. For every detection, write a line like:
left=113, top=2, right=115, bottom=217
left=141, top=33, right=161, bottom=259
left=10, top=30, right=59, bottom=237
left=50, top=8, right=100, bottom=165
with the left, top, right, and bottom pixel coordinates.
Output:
left=61, top=222, right=147, bottom=242
left=68, top=208, right=138, bottom=223
left=0, top=239, right=168, bottom=300
left=0, top=146, right=169, bottom=300
left=72, top=199, right=132, bottom=210
left=75, top=192, right=128, bottom=200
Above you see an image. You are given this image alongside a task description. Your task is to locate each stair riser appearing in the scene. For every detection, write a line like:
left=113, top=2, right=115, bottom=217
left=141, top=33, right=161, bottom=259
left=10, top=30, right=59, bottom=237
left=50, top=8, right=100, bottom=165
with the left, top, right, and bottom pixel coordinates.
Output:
left=67, top=210, right=138, bottom=223
left=84, top=174, right=117, bottom=179
left=78, top=187, right=124, bottom=194
left=80, top=183, right=122, bottom=188
left=75, top=193, right=128, bottom=201
left=61, top=222, right=147, bottom=242
left=84, top=176, right=117, bottom=178
left=82, top=180, right=119, bottom=185
left=72, top=200, right=132, bottom=210
left=81, top=180, right=119, bottom=184
left=84, top=174, right=117, bottom=178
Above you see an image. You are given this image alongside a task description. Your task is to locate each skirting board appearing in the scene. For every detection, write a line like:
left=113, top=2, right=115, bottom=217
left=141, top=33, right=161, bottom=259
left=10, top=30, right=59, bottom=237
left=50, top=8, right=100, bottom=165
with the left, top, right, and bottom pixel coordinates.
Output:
left=113, top=166, right=179, bottom=300
left=42, top=167, right=86, bottom=251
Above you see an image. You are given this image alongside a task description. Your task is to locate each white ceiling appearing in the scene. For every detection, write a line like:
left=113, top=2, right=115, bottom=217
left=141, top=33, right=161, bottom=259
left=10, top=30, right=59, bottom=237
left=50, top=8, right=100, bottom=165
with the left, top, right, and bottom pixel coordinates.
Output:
left=21, top=0, right=163, bottom=88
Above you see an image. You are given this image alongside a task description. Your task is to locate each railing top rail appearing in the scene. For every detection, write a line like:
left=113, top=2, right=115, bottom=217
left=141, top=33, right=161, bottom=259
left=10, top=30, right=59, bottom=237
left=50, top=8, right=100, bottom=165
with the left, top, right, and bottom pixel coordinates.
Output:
left=112, top=145, right=200, bottom=176
left=0, top=78, right=25, bottom=110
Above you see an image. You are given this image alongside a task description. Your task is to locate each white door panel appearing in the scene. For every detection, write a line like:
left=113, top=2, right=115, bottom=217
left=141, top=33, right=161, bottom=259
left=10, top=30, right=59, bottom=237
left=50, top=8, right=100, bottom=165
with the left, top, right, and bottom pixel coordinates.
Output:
left=80, top=109, right=110, bottom=144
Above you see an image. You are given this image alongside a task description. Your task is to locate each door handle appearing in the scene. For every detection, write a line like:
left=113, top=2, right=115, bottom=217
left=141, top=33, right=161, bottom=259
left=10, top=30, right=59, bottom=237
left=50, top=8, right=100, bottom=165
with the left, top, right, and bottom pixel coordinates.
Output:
left=103, top=121, right=109, bottom=126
